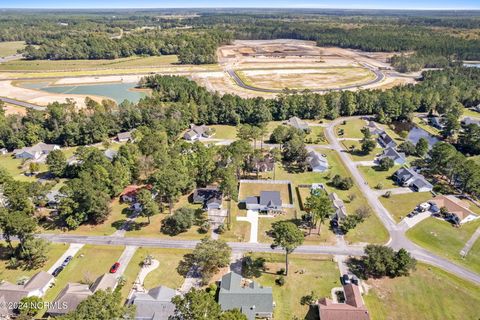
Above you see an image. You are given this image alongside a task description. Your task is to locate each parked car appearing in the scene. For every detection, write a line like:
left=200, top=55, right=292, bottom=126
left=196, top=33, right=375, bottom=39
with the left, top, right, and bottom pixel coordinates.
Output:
left=351, top=275, right=359, bottom=285
left=62, top=255, right=73, bottom=267
left=342, top=274, right=351, bottom=285
left=110, top=262, right=120, bottom=273
left=52, top=266, right=64, bottom=277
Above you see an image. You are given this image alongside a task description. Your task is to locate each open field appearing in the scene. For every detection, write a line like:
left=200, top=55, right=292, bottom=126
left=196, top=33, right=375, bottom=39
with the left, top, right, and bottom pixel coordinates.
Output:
left=304, top=126, right=327, bottom=144
left=0, top=55, right=179, bottom=71
left=406, top=218, right=480, bottom=274
left=380, top=192, right=433, bottom=222
left=120, top=248, right=189, bottom=301
left=336, top=118, right=367, bottom=139
left=236, top=66, right=375, bottom=91
left=0, top=41, right=25, bottom=57
left=341, top=140, right=381, bottom=161
left=364, top=263, right=480, bottom=320
left=246, top=253, right=340, bottom=320
left=0, top=242, right=68, bottom=283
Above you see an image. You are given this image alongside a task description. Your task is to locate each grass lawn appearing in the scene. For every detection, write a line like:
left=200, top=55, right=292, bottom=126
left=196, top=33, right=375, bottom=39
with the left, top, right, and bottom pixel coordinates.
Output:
left=0, top=242, right=68, bottom=283
left=406, top=218, right=480, bottom=274
left=208, top=125, right=238, bottom=140
left=358, top=165, right=399, bottom=190
left=336, top=119, right=367, bottom=139
left=304, top=126, right=327, bottom=145
left=341, top=140, right=381, bottom=161
left=412, top=117, right=441, bottom=137
left=0, top=154, right=48, bottom=182
left=220, top=200, right=251, bottom=242
left=120, top=248, right=189, bottom=301
left=246, top=253, right=340, bottom=320
left=0, top=55, right=178, bottom=71
left=43, top=244, right=124, bottom=303
left=380, top=192, right=433, bottom=222
left=262, top=149, right=388, bottom=245
left=0, top=41, right=25, bottom=57
left=462, top=108, right=480, bottom=119
left=364, top=263, right=480, bottom=320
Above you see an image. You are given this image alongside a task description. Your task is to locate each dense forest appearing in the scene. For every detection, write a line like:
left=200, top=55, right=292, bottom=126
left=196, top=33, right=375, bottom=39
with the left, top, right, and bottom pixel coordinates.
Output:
left=1, top=10, right=479, bottom=70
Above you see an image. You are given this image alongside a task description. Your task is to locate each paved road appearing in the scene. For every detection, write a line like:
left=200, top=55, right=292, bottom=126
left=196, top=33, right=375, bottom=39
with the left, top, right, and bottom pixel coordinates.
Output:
left=226, top=63, right=385, bottom=93
left=0, top=97, right=46, bottom=111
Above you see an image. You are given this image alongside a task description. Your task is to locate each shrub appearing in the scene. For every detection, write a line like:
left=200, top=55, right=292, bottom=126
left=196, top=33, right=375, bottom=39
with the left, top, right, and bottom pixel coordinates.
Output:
left=275, top=276, right=285, bottom=286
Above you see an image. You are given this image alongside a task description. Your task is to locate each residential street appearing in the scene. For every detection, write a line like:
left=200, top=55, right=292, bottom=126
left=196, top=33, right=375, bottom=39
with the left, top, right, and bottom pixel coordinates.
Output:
left=29, top=115, right=480, bottom=287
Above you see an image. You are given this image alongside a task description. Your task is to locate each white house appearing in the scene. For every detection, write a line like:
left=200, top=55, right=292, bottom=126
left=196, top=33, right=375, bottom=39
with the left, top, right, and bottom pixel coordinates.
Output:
left=306, top=150, right=329, bottom=172
left=14, top=142, right=60, bottom=160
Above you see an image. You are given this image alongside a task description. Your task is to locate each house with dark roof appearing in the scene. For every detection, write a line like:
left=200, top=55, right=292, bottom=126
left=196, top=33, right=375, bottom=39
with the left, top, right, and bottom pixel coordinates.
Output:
left=183, top=124, right=213, bottom=141
left=104, top=149, right=118, bottom=161
left=218, top=272, right=274, bottom=320
left=286, top=117, right=309, bottom=131
left=377, top=131, right=396, bottom=149
left=192, top=186, right=223, bottom=210
left=0, top=271, right=54, bottom=317
left=318, top=283, right=370, bottom=320
left=429, top=116, right=445, bottom=130
left=245, top=191, right=282, bottom=212
left=47, top=274, right=117, bottom=316
left=252, top=155, right=275, bottom=173
left=366, top=121, right=382, bottom=135
left=306, top=150, right=329, bottom=172
left=377, top=147, right=406, bottom=165
left=130, top=286, right=177, bottom=320
left=393, top=167, right=433, bottom=192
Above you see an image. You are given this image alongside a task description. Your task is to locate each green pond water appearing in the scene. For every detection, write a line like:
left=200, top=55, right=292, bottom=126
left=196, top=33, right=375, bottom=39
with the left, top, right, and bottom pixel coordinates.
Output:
left=22, top=81, right=146, bottom=104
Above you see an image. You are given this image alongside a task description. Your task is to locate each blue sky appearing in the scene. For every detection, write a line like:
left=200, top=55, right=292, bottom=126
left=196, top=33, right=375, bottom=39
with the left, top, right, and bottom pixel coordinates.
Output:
left=1, top=0, right=479, bottom=10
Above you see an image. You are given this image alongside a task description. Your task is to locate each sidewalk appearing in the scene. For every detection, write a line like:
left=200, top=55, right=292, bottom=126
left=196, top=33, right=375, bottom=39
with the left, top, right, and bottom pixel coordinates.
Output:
left=460, top=227, right=480, bottom=257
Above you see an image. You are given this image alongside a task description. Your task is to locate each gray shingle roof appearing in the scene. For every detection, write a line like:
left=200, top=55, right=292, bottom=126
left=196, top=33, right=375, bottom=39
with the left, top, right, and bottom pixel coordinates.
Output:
left=287, top=117, right=309, bottom=131
left=132, top=286, right=176, bottom=320
left=218, top=272, right=273, bottom=320
left=259, top=191, right=282, bottom=207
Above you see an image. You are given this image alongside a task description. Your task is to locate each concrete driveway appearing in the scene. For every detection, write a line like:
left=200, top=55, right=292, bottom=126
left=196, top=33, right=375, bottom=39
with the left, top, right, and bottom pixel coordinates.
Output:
left=237, top=210, right=259, bottom=243
left=48, top=243, right=84, bottom=274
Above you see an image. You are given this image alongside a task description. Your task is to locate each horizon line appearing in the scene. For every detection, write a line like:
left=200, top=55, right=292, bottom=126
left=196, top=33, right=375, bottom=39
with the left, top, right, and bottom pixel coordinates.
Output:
left=1, top=7, right=480, bottom=11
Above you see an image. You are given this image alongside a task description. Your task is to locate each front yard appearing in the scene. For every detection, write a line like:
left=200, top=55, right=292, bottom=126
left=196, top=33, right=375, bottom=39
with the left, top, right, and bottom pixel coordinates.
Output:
left=406, top=218, right=480, bottom=274
left=120, top=247, right=189, bottom=301
left=245, top=253, right=340, bottom=320
left=341, top=140, right=381, bottom=161
left=358, top=165, right=400, bottom=190
left=379, top=192, right=433, bottom=222
left=336, top=118, right=367, bottom=139
left=364, top=263, right=480, bottom=320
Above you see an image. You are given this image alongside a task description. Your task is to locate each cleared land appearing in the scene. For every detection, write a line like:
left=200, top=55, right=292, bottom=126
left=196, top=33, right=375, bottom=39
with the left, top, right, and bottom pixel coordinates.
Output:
left=0, top=41, right=25, bottom=57
left=359, top=165, right=401, bottom=190
left=236, top=67, right=375, bottom=91
left=364, top=263, right=480, bottom=320
left=336, top=118, right=368, bottom=139
left=406, top=218, right=480, bottom=274
left=380, top=192, right=433, bottom=222
left=246, top=253, right=340, bottom=320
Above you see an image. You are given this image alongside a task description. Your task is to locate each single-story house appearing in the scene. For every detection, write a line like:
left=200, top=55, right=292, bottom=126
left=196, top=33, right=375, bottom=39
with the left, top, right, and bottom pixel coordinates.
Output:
left=0, top=148, right=7, bottom=155
left=329, top=193, right=347, bottom=220
left=104, top=149, right=118, bottom=161
left=45, top=190, right=63, bottom=208
left=117, top=131, right=134, bottom=142
left=429, top=195, right=479, bottom=224
left=286, top=116, right=309, bottom=131
left=306, top=150, right=329, bottom=172
left=393, top=167, right=433, bottom=192
left=0, top=271, right=54, bottom=317
left=14, top=142, right=60, bottom=160
left=461, top=117, right=480, bottom=127
left=130, top=286, right=177, bottom=320
left=218, top=272, right=274, bottom=320
left=47, top=274, right=117, bottom=316
left=377, top=147, right=406, bottom=165
left=429, top=116, right=445, bottom=130
left=377, top=131, right=396, bottom=149
left=318, top=283, right=370, bottom=320
left=183, top=124, right=213, bottom=141
left=245, top=191, right=282, bottom=212
left=192, top=186, right=223, bottom=210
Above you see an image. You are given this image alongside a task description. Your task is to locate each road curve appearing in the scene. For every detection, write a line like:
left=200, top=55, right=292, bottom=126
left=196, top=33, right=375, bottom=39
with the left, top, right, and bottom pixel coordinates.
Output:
left=227, top=63, right=385, bottom=93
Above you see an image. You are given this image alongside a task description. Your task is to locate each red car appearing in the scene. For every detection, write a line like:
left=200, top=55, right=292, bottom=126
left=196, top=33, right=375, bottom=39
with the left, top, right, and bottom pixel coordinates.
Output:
left=110, top=262, right=120, bottom=273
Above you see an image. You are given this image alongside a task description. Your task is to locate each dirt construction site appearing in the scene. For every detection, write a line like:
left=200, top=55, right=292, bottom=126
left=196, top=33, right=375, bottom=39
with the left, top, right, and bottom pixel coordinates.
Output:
left=0, top=39, right=420, bottom=110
